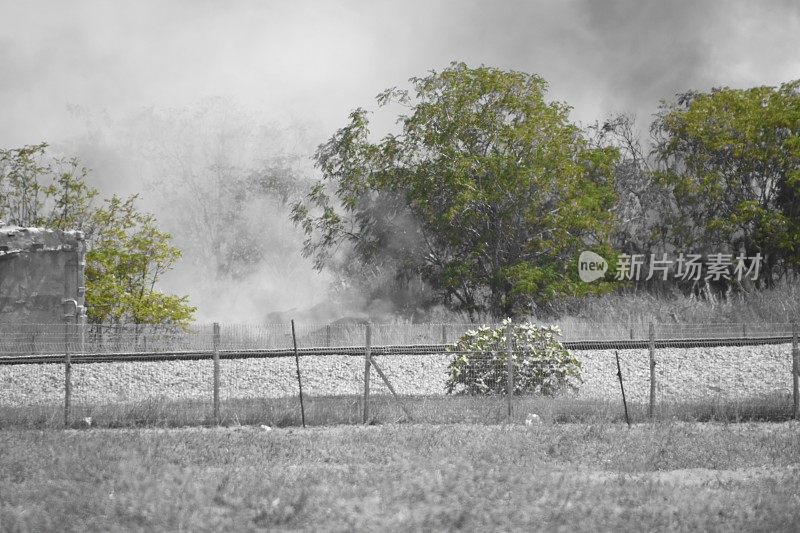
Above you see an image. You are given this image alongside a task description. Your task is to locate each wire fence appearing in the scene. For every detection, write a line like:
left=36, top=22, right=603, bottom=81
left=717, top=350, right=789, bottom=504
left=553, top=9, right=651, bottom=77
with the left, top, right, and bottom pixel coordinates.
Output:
left=0, top=321, right=798, bottom=428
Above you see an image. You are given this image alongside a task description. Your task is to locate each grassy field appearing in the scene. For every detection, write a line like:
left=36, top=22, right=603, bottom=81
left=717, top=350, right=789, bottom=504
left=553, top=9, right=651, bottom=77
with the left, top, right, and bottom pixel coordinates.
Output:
left=0, top=392, right=795, bottom=430
left=1, top=422, right=798, bottom=531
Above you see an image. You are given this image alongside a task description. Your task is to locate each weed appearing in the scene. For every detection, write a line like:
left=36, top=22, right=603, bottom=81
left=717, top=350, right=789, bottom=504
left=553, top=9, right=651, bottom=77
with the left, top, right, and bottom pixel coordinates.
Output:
left=3, top=424, right=796, bottom=531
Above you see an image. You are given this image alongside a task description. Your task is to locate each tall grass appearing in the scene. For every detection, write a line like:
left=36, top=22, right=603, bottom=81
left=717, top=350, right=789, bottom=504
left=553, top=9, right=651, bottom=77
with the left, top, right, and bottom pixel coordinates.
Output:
left=0, top=393, right=793, bottom=430
left=551, top=280, right=800, bottom=325
left=415, top=279, right=800, bottom=326
left=1, top=423, right=798, bottom=531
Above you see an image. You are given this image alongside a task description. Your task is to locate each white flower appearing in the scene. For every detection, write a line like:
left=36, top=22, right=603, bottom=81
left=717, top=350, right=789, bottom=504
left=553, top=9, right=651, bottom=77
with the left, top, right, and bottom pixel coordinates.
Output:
left=83, top=417, right=92, bottom=427
left=260, top=425, right=272, bottom=431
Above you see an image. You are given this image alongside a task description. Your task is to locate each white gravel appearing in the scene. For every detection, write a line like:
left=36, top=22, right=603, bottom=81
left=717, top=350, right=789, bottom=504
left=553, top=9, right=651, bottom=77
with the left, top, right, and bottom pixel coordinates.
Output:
left=0, top=344, right=794, bottom=407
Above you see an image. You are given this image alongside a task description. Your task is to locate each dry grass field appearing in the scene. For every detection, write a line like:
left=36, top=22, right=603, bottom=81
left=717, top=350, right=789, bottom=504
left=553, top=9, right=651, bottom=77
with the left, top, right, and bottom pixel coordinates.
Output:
left=1, top=422, right=799, bottom=531
left=0, top=392, right=794, bottom=431
left=1, top=311, right=798, bottom=531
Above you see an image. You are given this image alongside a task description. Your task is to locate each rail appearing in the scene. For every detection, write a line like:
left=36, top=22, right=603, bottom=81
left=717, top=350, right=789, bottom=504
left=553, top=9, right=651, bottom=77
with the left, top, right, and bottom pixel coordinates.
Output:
left=0, top=335, right=793, bottom=365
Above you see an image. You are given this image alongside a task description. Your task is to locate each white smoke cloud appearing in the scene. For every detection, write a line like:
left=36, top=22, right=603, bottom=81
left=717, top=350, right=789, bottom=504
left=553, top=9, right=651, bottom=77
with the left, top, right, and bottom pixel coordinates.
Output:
left=1, top=0, right=798, bottom=320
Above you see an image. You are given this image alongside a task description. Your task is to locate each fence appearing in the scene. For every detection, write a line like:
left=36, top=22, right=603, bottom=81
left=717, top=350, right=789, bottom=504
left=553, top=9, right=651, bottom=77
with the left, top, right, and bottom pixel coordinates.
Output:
left=0, top=321, right=798, bottom=428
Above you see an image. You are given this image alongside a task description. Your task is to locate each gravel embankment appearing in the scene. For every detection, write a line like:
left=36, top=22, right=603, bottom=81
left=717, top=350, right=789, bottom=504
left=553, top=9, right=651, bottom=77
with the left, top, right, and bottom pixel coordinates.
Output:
left=0, top=344, right=794, bottom=407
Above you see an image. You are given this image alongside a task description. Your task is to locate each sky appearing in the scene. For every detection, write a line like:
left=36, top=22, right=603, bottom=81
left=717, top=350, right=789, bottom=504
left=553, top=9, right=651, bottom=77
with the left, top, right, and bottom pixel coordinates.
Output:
left=3, top=0, right=799, bottom=149
left=2, top=0, right=799, bottom=320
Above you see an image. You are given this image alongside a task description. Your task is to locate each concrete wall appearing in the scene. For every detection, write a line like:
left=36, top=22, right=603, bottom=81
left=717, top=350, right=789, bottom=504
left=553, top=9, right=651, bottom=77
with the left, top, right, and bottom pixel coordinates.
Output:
left=0, top=226, right=85, bottom=324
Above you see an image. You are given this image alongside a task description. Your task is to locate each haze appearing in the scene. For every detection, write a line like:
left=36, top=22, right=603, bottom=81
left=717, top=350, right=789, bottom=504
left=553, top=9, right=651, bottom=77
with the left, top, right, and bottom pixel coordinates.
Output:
left=2, top=0, right=799, bottom=321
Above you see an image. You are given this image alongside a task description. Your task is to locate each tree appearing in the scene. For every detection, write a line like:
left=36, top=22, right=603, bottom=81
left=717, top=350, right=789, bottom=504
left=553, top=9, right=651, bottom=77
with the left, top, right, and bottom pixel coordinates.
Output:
left=0, top=143, right=97, bottom=231
left=86, top=195, right=195, bottom=326
left=588, top=114, right=673, bottom=260
left=652, top=81, right=800, bottom=286
left=293, top=63, right=620, bottom=318
left=0, top=143, right=194, bottom=326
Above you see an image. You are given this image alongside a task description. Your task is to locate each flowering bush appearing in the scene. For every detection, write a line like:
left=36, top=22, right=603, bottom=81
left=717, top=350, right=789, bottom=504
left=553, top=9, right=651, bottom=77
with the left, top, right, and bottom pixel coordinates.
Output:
left=445, top=319, right=582, bottom=395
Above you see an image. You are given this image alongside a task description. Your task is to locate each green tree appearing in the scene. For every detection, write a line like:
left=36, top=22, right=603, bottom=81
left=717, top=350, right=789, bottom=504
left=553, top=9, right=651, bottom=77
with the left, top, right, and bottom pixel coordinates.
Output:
left=652, top=81, right=800, bottom=286
left=0, top=143, right=97, bottom=230
left=86, top=195, right=195, bottom=326
left=293, top=63, right=619, bottom=318
left=0, top=143, right=194, bottom=326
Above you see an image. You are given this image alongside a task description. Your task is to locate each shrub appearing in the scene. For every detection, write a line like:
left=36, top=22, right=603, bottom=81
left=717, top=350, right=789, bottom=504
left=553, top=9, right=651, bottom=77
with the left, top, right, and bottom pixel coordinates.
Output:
left=445, top=319, right=582, bottom=395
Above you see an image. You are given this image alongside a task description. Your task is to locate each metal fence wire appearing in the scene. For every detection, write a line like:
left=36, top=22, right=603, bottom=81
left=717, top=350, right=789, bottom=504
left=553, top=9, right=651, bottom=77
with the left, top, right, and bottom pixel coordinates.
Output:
left=0, top=321, right=797, bottom=427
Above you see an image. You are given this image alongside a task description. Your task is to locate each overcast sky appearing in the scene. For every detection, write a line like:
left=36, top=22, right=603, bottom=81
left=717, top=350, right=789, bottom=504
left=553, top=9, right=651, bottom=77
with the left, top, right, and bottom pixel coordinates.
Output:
left=3, top=0, right=799, bottom=151
left=3, top=0, right=799, bottom=320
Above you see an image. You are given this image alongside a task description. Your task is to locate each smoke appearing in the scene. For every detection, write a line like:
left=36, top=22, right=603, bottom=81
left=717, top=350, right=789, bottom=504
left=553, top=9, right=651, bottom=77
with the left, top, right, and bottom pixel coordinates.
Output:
left=60, top=98, right=329, bottom=323
left=3, top=1, right=798, bottom=148
left=1, top=0, right=798, bottom=320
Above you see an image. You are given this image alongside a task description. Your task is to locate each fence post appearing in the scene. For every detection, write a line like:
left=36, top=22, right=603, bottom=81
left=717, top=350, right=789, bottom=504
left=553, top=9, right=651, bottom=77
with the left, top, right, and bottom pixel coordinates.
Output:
left=793, top=323, right=798, bottom=421
left=363, top=322, right=372, bottom=424
left=616, top=350, right=631, bottom=427
left=290, top=320, right=306, bottom=428
left=506, top=322, right=514, bottom=418
left=326, top=324, right=332, bottom=347
left=442, top=324, right=448, bottom=345
left=213, top=322, right=220, bottom=425
left=648, top=322, right=656, bottom=418
left=79, top=312, right=86, bottom=356
left=64, top=317, right=72, bottom=428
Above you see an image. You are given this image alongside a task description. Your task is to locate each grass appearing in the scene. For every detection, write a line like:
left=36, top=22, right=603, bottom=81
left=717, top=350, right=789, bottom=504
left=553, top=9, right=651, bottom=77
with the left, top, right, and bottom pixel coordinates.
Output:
left=0, top=393, right=794, bottom=430
left=541, top=279, right=800, bottom=325
left=1, top=422, right=798, bottom=531
left=416, top=278, right=800, bottom=326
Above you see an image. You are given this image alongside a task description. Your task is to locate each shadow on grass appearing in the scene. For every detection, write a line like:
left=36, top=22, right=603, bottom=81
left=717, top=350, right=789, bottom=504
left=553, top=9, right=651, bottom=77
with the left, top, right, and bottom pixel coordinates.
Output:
left=0, top=392, right=794, bottom=429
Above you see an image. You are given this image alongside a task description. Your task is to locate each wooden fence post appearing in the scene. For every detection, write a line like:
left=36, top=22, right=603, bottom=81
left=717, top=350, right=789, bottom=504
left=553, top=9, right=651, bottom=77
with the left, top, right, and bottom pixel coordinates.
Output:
left=648, top=322, right=656, bottom=418
left=326, top=324, right=332, bottom=348
left=793, top=323, right=798, bottom=421
left=64, top=317, right=72, bottom=428
left=441, top=324, right=448, bottom=345
left=363, top=323, right=372, bottom=424
left=213, top=322, right=220, bottom=425
left=506, top=322, right=514, bottom=418
left=616, top=350, right=631, bottom=427
left=291, top=320, right=306, bottom=428
left=79, top=312, right=86, bottom=356
left=63, top=252, right=79, bottom=428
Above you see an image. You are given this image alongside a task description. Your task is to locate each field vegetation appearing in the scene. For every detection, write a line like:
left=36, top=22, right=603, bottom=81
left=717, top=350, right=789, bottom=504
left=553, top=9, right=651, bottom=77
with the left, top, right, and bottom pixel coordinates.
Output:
left=1, top=422, right=798, bottom=531
left=293, top=66, right=800, bottom=322
left=543, top=277, right=800, bottom=327
left=2, top=63, right=800, bottom=532
left=3, top=66, right=799, bottom=327
left=0, top=393, right=794, bottom=431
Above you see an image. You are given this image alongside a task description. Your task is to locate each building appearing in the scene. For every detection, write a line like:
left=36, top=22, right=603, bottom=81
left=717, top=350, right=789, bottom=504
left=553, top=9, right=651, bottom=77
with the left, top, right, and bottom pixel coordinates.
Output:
left=0, top=224, right=86, bottom=324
